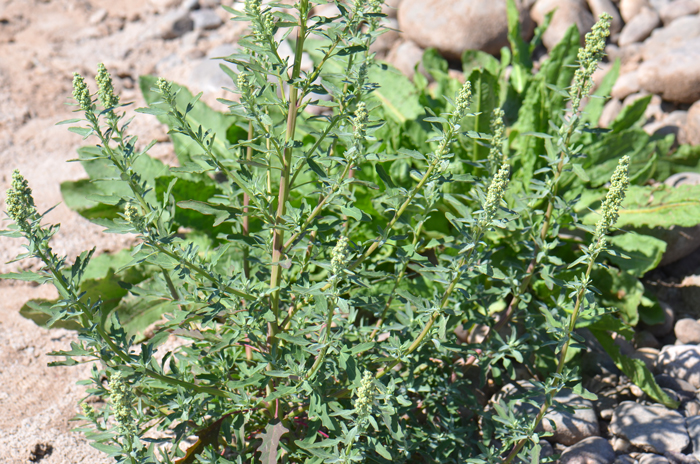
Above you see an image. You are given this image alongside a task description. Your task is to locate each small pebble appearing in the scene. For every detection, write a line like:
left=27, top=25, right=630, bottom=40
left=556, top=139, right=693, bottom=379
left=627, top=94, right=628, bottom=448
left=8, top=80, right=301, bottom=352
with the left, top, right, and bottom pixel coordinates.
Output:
left=601, top=408, right=614, bottom=421
left=675, top=318, right=700, bottom=344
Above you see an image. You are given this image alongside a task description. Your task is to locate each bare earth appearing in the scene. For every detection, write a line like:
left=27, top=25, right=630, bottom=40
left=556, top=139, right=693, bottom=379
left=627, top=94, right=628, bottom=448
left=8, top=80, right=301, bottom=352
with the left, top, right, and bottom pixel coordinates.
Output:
left=0, top=0, right=246, bottom=462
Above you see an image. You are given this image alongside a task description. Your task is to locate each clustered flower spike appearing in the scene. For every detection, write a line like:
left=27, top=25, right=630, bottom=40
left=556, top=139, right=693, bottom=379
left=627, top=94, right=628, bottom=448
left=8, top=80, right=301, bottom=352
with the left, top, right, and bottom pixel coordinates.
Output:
left=353, top=371, right=375, bottom=424
left=245, top=0, right=273, bottom=42
left=352, top=102, right=368, bottom=142
left=72, top=73, right=92, bottom=112
left=5, top=170, right=37, bottom=227
left=488, top=107, right=506, bottom=174
left=480, top=161, right=510, bottom=228
left=569, top=13, right=612, bottom=113
left=455, top=81, right=472, bottom=120
left=95, top=63, right=119, bottom=110
left=331, top=236, right=350, bottom=277
left=124, top=204, right=144, bottom=230
left=592, top=155, right=630, bottom=252
left=108, top=372, right=137, bottom=438
left=81, top=402, right=97, bottom=423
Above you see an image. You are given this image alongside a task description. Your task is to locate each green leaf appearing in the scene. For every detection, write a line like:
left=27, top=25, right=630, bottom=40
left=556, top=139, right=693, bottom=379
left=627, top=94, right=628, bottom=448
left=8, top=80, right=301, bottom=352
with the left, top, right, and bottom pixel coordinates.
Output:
left=607, top=233, right=667, bottom=277
left=375, top=164, right=396, bottom=189
left=19, top=299, right=82, bottom=330
left=610, top=95, right=652, bottom=133
left=591, top=266, right=644, bottom=326
left=464, top=68, right=498, bottom=162
left=258, top=421, right=289, bottom=464
left=589, top=327, right=679, bottom=408
left=578, top=184, right=700, bottom=228
left=461, top=49, right=500, bottom=77
left=175, top=416, right=227, bottom=464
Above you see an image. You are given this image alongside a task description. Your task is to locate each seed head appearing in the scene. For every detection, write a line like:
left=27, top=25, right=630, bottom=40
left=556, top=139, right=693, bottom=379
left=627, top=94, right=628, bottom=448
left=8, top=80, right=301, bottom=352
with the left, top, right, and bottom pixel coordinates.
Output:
left=352, top=102, right=368, bottom=142
left=5, top=170, right=36, bottom=227
left=72, top=73, right=92, bottom=112
left=95, top=63, right=119, bottom=110
left=156, top=77, right=173, bottom=99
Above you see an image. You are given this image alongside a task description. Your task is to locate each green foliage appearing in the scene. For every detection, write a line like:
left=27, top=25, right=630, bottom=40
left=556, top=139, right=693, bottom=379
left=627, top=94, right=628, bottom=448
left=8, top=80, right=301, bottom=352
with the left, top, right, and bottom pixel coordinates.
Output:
left=2, top=4, right=696, bottom=464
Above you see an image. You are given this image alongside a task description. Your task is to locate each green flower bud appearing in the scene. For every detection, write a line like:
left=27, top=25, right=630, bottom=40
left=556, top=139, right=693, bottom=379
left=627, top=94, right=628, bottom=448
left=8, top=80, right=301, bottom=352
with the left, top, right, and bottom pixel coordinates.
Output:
left=108, top=371, right=136, bottom=438
left=5, top=170, right=37, bottom=227
left=352, top=102, right=368, bottom=142
left=95, top=63, right=119, bottom=110
left=72, top=73, right=92, bottom=112
left=156, top=77, right=172, bottom=99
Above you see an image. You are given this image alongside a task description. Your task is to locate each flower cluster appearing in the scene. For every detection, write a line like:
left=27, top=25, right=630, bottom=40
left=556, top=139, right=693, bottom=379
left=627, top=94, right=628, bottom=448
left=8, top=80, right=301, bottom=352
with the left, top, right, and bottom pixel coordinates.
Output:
left=488, top=107, right=506, bottom=174
left=454, top=81, right=472, bottom=120
left=331, top=236, right=350, bottom=277
left=72, top=73, right=92, bottom=112
left=96, top=63, right=119, bottom=110
left=108, top=372, right=137, bottom=439
left=156, top=77, right=173, bottom=100
left=245, top=0, right=273, bottom=43
left=592, top=155, right=630, bottom=252
left=570, top=13, right=612, bottom=112
left=5, top=170, right=36, bottom=228
left=480, top=161, right=511, bottom=229
left=353, top=371, right=376, bottom=424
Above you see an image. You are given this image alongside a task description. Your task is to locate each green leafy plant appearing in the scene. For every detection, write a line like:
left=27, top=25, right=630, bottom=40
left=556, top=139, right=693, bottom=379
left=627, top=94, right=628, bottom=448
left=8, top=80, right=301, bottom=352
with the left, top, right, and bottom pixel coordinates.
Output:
left=2, top=2, right=692, bottom=463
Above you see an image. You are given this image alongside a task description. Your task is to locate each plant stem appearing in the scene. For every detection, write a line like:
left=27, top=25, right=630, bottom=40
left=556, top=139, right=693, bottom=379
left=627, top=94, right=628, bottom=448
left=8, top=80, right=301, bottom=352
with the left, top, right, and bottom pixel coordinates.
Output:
left=243, top=121, right=254, bottom=280
left=269, top=1, right=308, bottom=332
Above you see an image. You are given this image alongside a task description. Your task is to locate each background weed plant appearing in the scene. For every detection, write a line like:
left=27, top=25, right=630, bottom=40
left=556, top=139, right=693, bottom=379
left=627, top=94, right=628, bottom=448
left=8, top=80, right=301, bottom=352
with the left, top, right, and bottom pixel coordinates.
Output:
left=3, top=0, right=698, bottom=462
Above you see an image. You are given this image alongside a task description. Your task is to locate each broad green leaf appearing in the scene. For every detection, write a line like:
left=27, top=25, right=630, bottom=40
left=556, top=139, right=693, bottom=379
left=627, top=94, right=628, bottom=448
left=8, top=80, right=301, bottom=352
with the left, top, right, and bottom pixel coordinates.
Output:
left=610, top=95, right=652, bottom=133
left=606, top=233, right=667, bottom=277
left=464, top=68, right=498, bottom=162
left=461, top=49, right=500, bottom=77
left=578, top=184, right=700, bottom=228
left=258, top=421, right=289, bottom=464
left=591, top=266, right=644, bottom=326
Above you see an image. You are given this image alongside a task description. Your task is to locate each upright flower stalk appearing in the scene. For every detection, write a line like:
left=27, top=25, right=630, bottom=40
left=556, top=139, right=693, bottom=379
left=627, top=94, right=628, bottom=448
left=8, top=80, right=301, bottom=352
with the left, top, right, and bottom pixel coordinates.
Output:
left=503, top=155, right=630, bottom=464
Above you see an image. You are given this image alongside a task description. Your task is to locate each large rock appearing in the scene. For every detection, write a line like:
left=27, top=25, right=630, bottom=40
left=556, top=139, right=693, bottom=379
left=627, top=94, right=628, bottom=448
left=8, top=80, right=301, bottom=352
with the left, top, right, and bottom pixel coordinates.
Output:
left=610, top=401, right=689, bottom=454
left=638, top=36, right=700, bottom=104
left=559, top=436, right=616, bottom=464
left=656, top=345, right=700, bottom=388
left=397, top=0, right=534, bottom=59
left=618, top=7, right=660, bottom=47
left=659, top=0, right=700, bottom=25
left=642, top=15, right=700, bottom=61
left=586, top=0, right=623, bottom=36
left=619, top=0, right=651, bottom=22
left=611, top=71, right=641, bottom=100
left=531, top=0, right=595, bottom=50
left=687, top=415, right=700, bottom=460
left=157, top=9, right=194, bottom=40
left=675, top=318, right=700, bottom=344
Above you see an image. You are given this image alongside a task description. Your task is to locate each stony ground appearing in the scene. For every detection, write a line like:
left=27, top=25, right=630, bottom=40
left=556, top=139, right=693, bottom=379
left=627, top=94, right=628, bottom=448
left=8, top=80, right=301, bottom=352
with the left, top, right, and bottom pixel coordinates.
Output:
left=2, top=0, right=700, bottom=463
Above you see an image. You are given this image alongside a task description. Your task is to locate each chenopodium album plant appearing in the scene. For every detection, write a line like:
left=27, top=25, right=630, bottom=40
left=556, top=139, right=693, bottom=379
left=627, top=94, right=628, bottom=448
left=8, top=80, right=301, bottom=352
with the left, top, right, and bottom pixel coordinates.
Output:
left=1, top=2, right=655, bottom=462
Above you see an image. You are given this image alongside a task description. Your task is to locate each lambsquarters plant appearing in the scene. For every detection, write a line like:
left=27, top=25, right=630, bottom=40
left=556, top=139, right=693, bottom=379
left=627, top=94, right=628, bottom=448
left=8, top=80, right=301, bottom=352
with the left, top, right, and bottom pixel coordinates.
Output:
left=2, top=2, right=647, bottom=463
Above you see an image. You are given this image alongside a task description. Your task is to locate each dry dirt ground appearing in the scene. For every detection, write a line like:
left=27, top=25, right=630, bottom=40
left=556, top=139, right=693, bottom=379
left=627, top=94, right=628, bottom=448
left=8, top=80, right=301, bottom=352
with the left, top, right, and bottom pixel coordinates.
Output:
left=0, top=0, right=246, bottom=462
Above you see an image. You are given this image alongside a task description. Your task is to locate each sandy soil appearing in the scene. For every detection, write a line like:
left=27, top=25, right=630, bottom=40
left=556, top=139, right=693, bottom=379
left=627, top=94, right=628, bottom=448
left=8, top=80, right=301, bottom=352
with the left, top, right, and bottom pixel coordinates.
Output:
left=0, top=0, right=245, bottom=461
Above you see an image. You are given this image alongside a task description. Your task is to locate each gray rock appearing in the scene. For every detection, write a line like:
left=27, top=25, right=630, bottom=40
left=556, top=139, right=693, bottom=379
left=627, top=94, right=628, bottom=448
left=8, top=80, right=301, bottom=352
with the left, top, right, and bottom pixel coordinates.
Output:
left=675, top=318, right=700, bottom=344
left=610, top=401, right=689, bottom=453
left=687, top=415, right=700, bottom=459
left=648, top=0, right=672, bottom=13
left=637, top=331, right=661, bottom=349
left=682, top=101, right=700, bottom=146
left=497, top=382, right=600, bottom=446
left=664, top=451, right=698, bottom=464
left=586, top=0, right=623, bottom=35
left=681, top=399, right=700, bottom=417
left=612, top=436, right=633, bottom=453
left=631, top=348, right=660, bottom=372
left=560, top=437, right=616, bottom=464
left=638, top=36, right=700, bottom=103
left=614, top=456, right=637, bottom=464
left=158, top=10, right=195, bottom=40
left=618, top=7, right=660, bottom=47
left=638, top=455, right=671, bottom=464
left=644, top=110, right=688, bottom=140
left=657, top=345, right=700, bottom=389
left=369, top=18, right=400, bottom=57
left=532, top=0, right=594, bottom=50
left=665, top=173, right=700, bottom=188
left=620, top=0, right=652, bottom=22
left=397, top=0, right=534, bottom=59
left=190, top=9, right=223, bottom=30
left=611, top=71, right=641, bottom=100
left=659, top=0, right=700, bottom=25
left=642, top=15, right=700, bottom=62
